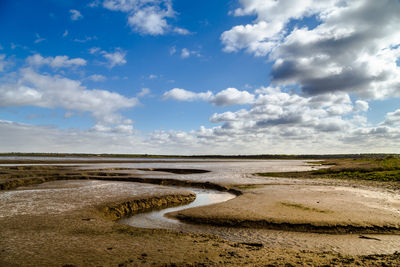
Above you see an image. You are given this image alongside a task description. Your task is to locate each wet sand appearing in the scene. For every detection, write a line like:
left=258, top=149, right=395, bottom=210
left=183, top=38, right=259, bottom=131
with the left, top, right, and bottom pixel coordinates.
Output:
left=1, top=159, right=400, bottom=266
left=172, top=184, right=400, bottom=233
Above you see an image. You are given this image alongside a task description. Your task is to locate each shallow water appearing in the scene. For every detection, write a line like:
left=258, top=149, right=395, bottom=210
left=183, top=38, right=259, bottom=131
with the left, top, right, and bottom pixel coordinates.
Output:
left=119, top=188, right=236, bottom=229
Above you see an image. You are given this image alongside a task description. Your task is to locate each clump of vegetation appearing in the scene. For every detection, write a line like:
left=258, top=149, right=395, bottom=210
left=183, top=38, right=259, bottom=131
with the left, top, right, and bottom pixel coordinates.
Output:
left=279, top=202, right=331, bottom=213
left=258, top=156, right=400, bottom=182
left=233, top=184, right=266, bottom=190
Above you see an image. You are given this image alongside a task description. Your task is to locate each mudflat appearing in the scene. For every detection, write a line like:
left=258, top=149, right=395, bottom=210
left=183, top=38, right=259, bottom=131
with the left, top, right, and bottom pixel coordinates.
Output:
left=0, top=158, right=399, bottom=266
left=172, top=184, right=400, bottom=233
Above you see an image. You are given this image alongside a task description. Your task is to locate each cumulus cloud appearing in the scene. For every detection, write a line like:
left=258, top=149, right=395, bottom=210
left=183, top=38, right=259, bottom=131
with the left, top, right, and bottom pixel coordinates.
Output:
left=354, top=100, right=369, bottom=112
left=163, top=87, right=254, bottom=106
left=27, top=54, right=87, bottom=69
left=211, top=88, right=255, bottom=106
left=180, top=48, right=190, bottom=59
left=70, top=9, right=83, bottom=21
left=90, top=47, right=127, bottom=68
left=0, top=67, right=138, bottom=126
left=152, top=85, right=400, bottom=154
left=163, top=88, right=212, bottom=102
left=222, top=0, right=400, bottom=99
left=180, top=48, right=201, bottom=59
left=382, top=109, right=400, bottom=126
left=102, top=0, right=186, bottom=36
left=101, top=49, right=127, bottom=68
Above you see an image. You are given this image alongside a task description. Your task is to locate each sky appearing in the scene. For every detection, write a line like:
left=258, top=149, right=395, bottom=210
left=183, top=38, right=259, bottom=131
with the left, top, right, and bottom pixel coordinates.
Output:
left=0, top=0, right=400, bottom=155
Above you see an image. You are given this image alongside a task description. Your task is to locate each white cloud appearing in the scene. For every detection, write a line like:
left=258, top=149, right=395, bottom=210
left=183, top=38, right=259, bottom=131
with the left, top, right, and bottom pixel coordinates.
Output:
left=151, top=85, right=400, bottom=154
left=103, top=0, right=169, bottom=31
left=90, top=47, right=127, bottom=68
left=0, top=54, right=11, bottom=72
left=88, top=74, right=106, bottom=82
left=180, top=48, right=190, bottom=58
left=88, top=0, right=100, bottom=8
left=27, top=54, right=87, bottom=69
left=70, top=9, right=83, bottom=21
left=101, top=49, right=127, bottom=68
left=382, top=109, right=400, bottom=126
left=137, top=88, right=150, bottom=97
left=222, top=0, right=400, bottom=100
left=163, top=88, right=212, bottom=102
left=102, top=0, right=186, bottom=36
left=163, top=87, right=255, bottom=106
left=34, top=33, right=46, bottom=44
left=0, top=67, right=138, bottom=126
left=0, top=120, right=153, bottom=153
left=73, top=36, right=97, bottom=43
left=173, top=27, right=190, bottom=35
left=180, top=48, right=201, bottom=59
left=89, top=47, right=101, bottom=54
left=354, top=100, right=369, bottom=112
left=169, top=46, right=177, bottom=55
left=62, top=30, right=69, bottom=37
left=211, top=88, right=255, bottom=106
left=92, top=123, right=134, bottom=134
left=127, top=5, right=171, bottom=35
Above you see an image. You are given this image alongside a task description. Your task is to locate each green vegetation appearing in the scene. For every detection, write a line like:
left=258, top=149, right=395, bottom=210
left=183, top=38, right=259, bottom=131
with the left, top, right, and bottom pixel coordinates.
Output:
left=233, top=184, right=266, bottom=190
left=258, top=156, right=400, bottom=182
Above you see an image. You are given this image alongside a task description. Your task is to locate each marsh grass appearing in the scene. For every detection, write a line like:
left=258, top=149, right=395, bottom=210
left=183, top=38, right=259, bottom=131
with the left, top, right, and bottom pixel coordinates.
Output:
left=258, top=156, right=400, bottom=182
left=233, top=184, right=266, bottom=190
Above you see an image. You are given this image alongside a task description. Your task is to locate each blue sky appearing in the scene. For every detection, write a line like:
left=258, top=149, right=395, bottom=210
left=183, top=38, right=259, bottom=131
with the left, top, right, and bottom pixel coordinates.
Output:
left=0, top=0, right=400, bottom=154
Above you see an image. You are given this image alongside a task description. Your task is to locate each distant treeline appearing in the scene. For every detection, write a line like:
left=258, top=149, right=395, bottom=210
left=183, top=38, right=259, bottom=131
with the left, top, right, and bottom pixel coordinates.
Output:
left=0, top=152, right=398, bottom=160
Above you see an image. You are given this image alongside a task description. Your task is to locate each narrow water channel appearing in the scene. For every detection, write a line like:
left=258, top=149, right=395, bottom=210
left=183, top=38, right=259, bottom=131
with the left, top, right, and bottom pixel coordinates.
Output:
left=119, top=188, right=236, bottom=230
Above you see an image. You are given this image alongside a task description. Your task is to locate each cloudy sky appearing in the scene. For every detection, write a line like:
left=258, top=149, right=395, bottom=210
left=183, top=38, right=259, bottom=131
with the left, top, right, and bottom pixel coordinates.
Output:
left=0, top=0, right=400, bottom=154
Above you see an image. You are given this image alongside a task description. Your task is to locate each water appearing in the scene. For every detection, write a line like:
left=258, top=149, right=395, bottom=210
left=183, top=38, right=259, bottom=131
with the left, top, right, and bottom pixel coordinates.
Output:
left=119, top=188, right=236, bottom=229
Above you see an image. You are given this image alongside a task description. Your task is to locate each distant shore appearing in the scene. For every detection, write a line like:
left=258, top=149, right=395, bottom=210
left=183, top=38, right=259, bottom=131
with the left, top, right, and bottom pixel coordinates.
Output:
left=0, top=152, right=398, bottom=160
